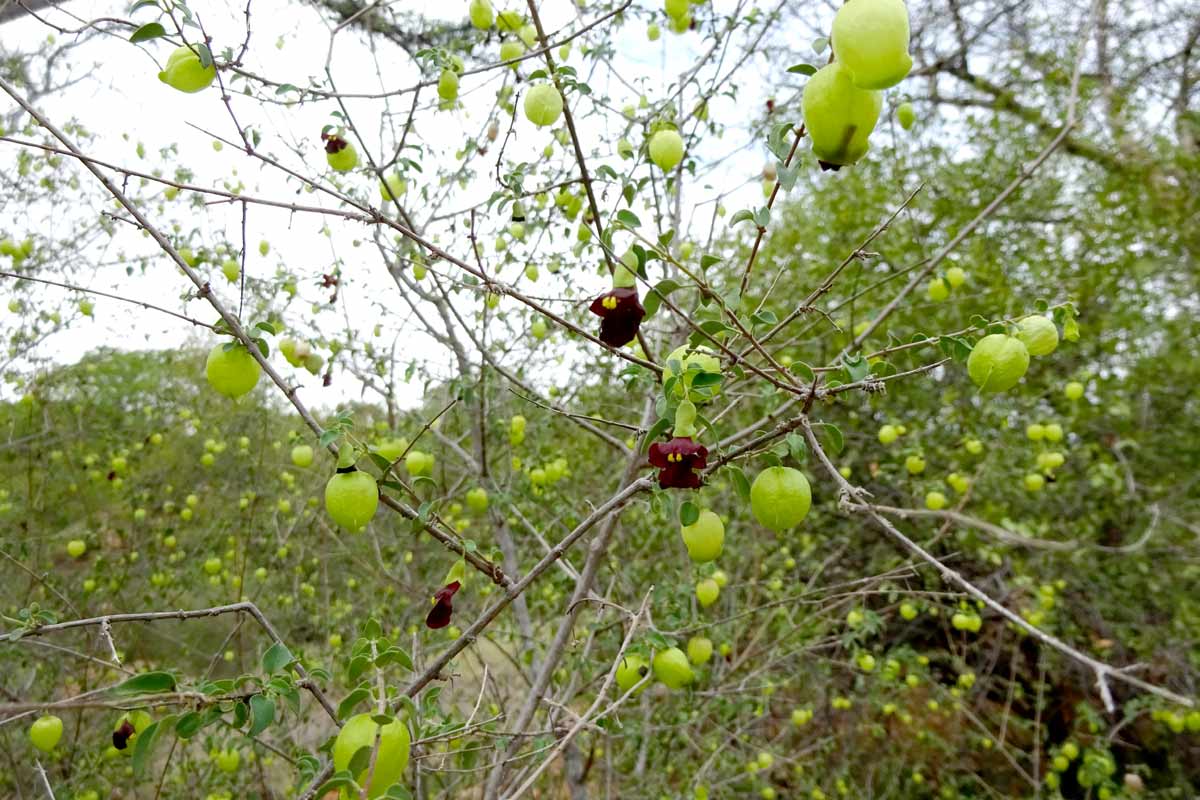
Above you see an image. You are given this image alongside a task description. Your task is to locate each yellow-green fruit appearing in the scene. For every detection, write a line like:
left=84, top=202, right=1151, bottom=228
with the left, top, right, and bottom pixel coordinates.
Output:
left=437, top=69, right=460, bottom=102
left=665, top=0, right=688, bottom=18
left=379, top=173, right=407, bottom=201
left=405, top=450, right=434, bottom=476
left=897, top=101, right=915, bottom=130
left=878, top=424, right=898, bottom=445
left=333, top=713, right=411, bottom=799
left=326, top=142, right=359, bottom=172
left=696, top=578, right=720, bottom=607
left=158, top=45, right=216, bottom=93
left=499, top=39, right=525, bottom=66
left=945, top=266, right=966, bottom=288
left=905, top=455, right=925, bottom=474
left=648, top=129, right=684, bottom=172
left=214, top=749, right=240, bottom=773
left=687, top=635, right=713, bottom=665
left=1024, top=473, right=1045, bottom=492
left=680, top=509, right=725, bottom=562
left=967, top=334, right=1029, bottom=393
left=925, top=491, right=947, bottom=510
left=291, top=445, right=314, bottom=468
left=29, top=715, right=63, bottom=752
left=496, top=9, right=522, bottom=30
left=1064, top=381, right=1084, bottom=400
left=466, top=487, right=489, bottom=514
left=1015, top=315, right=1059, bottom=357
left=801, top=62, right=883, bottom=167
left=374, top=437, right=409, bottom=462
left=927, top=277, right=949, bottom=301
left=662, top=345, right=722, bottom=396
left=67, top=539, right=86, bottom=558
left=615, top=654, right=650, bottom=695
left=831, top=0, right=913, bottom=90
left=221, top=259, right=239, bottom=282
left=1043, top=423, right=1063, bottom=442
left=325, top=469, right=379, bottom=532
left=206, top=344, right=261, bottom=399
left=653, top=647, right=694, bottom=689
left=517, top=24, right=537, bottom=47
left=469, top=0, right=494, bottom=29
left=524, top=83, right=564, bottom=127
left=647, top=22, right=661, bottom=40
left=750, top=467, right=812, bottom=531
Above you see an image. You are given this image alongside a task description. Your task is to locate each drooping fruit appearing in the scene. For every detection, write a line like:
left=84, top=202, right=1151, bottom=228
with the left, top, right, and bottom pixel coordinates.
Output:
left=615, top=654, right=649, bottom=695
left=927, top=277, right=949, bottom=301
left=896, top=101, right=915, bottom=130
left=905, top=454, right=925, bottom=474
left=67, top=539, right=86, bottom=558
left=325, top=468, right=379, bottom=532
left=801, top=62, right=883, bottom=168
left=924, top=491, right=947, bottom=510
left=652, top=647, right=694, bottom=689
left=221, top=259, right=239, bottom=282
left=1015, top=315, right=1059, bottom=357
left=468, top=0, right=494, bottom=29
left=687, top=636, right=713, bottom=665
left=945, top=266, right=966, bottom=288
left=1064, top=381, right=1084, bottom=400
left=499, top=38, right=525, bottom=66
left=374, top=437, right=409, bottom=462
left=1024, top=473, right=1045, bottom=492
left=158, top=45, right=216, bottom=93
left=29, top=715, right=63, bottom=752
left=648, top=129, right=684, bottom=172
left=325, top=138, right=359, bottom=172
left=291, top=445, right=314, bottom=468
left=333, top=713, right=411, bottom=799
left=405, top=450, right=434, bottom=476
left=214, top=749, right=240, bottom=773
left=967, top=334, right=1029, bottom=393
left=878, top=424, right=898, bottom=444
left=379, top=173, right=407, bottom=202
left=205, top=343, right=261, bottom=399
left=524, top=83, right=564, bottom=127
left=680, top=509, right=724, bottom=562
left=112, top=711, right=152, bottom=755
left=831, top=0, right=913, bottom=90
left=437, top=69, right=459, bottom=102
left=750, top=467, right=811, bottom=531
left=695, top=578, right=720, bottom=607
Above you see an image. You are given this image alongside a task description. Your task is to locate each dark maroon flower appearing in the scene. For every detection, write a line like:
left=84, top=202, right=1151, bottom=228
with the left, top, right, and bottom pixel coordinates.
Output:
left=589, top=287, right=645, bottom=348
left=425, top=581, right=461, bottom=629
left=648, top=436, right=708, bottom=489
left=321, top=132, right=350, bottom=155
left=112, top=719, right=135, bottom=750
left=817, top=160, right=843, bottom=172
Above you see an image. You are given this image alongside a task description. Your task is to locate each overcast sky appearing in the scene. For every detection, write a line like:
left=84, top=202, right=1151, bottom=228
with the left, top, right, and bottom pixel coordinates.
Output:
left=0, top=0, right=830, bottom=411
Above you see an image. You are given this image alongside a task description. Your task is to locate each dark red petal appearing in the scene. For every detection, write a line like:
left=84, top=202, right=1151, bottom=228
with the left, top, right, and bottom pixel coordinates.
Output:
left=647, top=441, right=669, bottom=468
left=112, top=720, right=135, bottom=750
left=425, top=581, right=461, bottom=629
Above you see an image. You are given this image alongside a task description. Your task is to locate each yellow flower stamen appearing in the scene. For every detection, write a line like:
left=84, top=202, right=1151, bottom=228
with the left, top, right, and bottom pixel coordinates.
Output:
left=602, top=295, right=618, bottom=310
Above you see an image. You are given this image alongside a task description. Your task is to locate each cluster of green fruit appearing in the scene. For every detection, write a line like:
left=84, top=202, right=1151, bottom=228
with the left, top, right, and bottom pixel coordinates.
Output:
left=926, top=267, right=967, bottom=301
left=802, top=0, right=912, bottom=169
left=1, top=236, right=35, bottom=262
left=967, top=314, right=1059, bottom=393
left=662, top=0, right=702, bottom=35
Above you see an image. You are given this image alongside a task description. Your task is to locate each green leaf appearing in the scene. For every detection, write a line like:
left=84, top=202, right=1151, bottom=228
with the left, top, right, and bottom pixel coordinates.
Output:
left=111, top=671, right=176, bottom=695
left=338, top=687, right=371, bottom=720
left=132, top=717, right=172, bottom=776
left=787, top=63, right=817, bottom=76
left=730, top=209, right=755, bottom=226
left=814, top=422, right=844, bottom=456
left=174, top=712, right=205, bottom=740
left=195, top=43, right=213, bottom=70
left=130, top=22, right=166, bottom=43
left=729, top=466, right=751, bottom=501
left=262, top=641, right=295, bottom=674
left=316, top=773, right=358, bottom=797
left=641, top=417, right=672, bottom=453
left=275, top=83, right=299, bottom=95
left=700, top=254, right=722, bottom=270
left=643, top=279, right=681, bottom=318
left=615, top=209, right=641, bottom=228
left=248, top=694, right=275, bottom=736
left=812, top=36, right=829, bottom=54
left=789, top=361, right=815, bottom=382
left=376, top=647, right=413, bottom=671
left=679, top=500, right=699, bottom=527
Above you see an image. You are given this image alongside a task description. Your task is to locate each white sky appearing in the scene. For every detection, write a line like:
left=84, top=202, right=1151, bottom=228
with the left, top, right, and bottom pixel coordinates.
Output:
left=0, top=0, right=831, bottom=411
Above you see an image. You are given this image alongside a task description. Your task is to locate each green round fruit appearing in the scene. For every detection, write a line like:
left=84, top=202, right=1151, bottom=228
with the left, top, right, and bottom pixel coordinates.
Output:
left=927, top=278, right=949, bottom=301
left=327, top=142, right=359, bottom=172
left=687, top=635, right=713, bottom=665
left=652, top=647, right=694, bottom=689
left=924, top=491, right=947, bottom=510
left=333, top=713, right=410, bottom=799
left=897, top=101, right=915, bottom=130
left=214, top=748, right=240, bottom=773
left=750, top=467, right=811, bottom=532
left=665, top=0, right=689, bottom=18
left=437, top=69, right=459, bottom=102
left=466, top=487, right=489, bottom=514
left=680, top=510, right=724, bottom=563
left=945, top=266, right=966, bottom=288
left=405, top=450, right=434, bottom=476
left=379, top=173, right=407, bottom=202
left=1064, top=381, right=1085, bottom=400
left=1016, top=315, right=1059, bottom=356
left=325, top=469, right=379, bottom=532
left=29, top=715, right=63, bottom=752
left=1024, top=473, right=1045, bottom=492
left=374, top=437, right=409, bottom=462
left=524, top=83, right=564, bottom=127
left=468, top=0, right=494, bottom=29
left=615, top=654, right=649, bottom=695
left=648, top=129, right=684, bottom=172
left=499, top=38, right=525, bottom=66
left=67, top=539, right=87, bottom=558
left=695, top=578, right=720, bottom=608
left=967, top=334, right=1029, bottom=393
left=878, top=424, right=898, bottom=445
left=831, top=0, right=913, bottom=90
left=205, top=343, right=261, bottom=399
left=802, top=62, right=882, bottom=167
left=158, top=45, right=216, bottom=93
left=291, top=445, right=314, bottom=468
